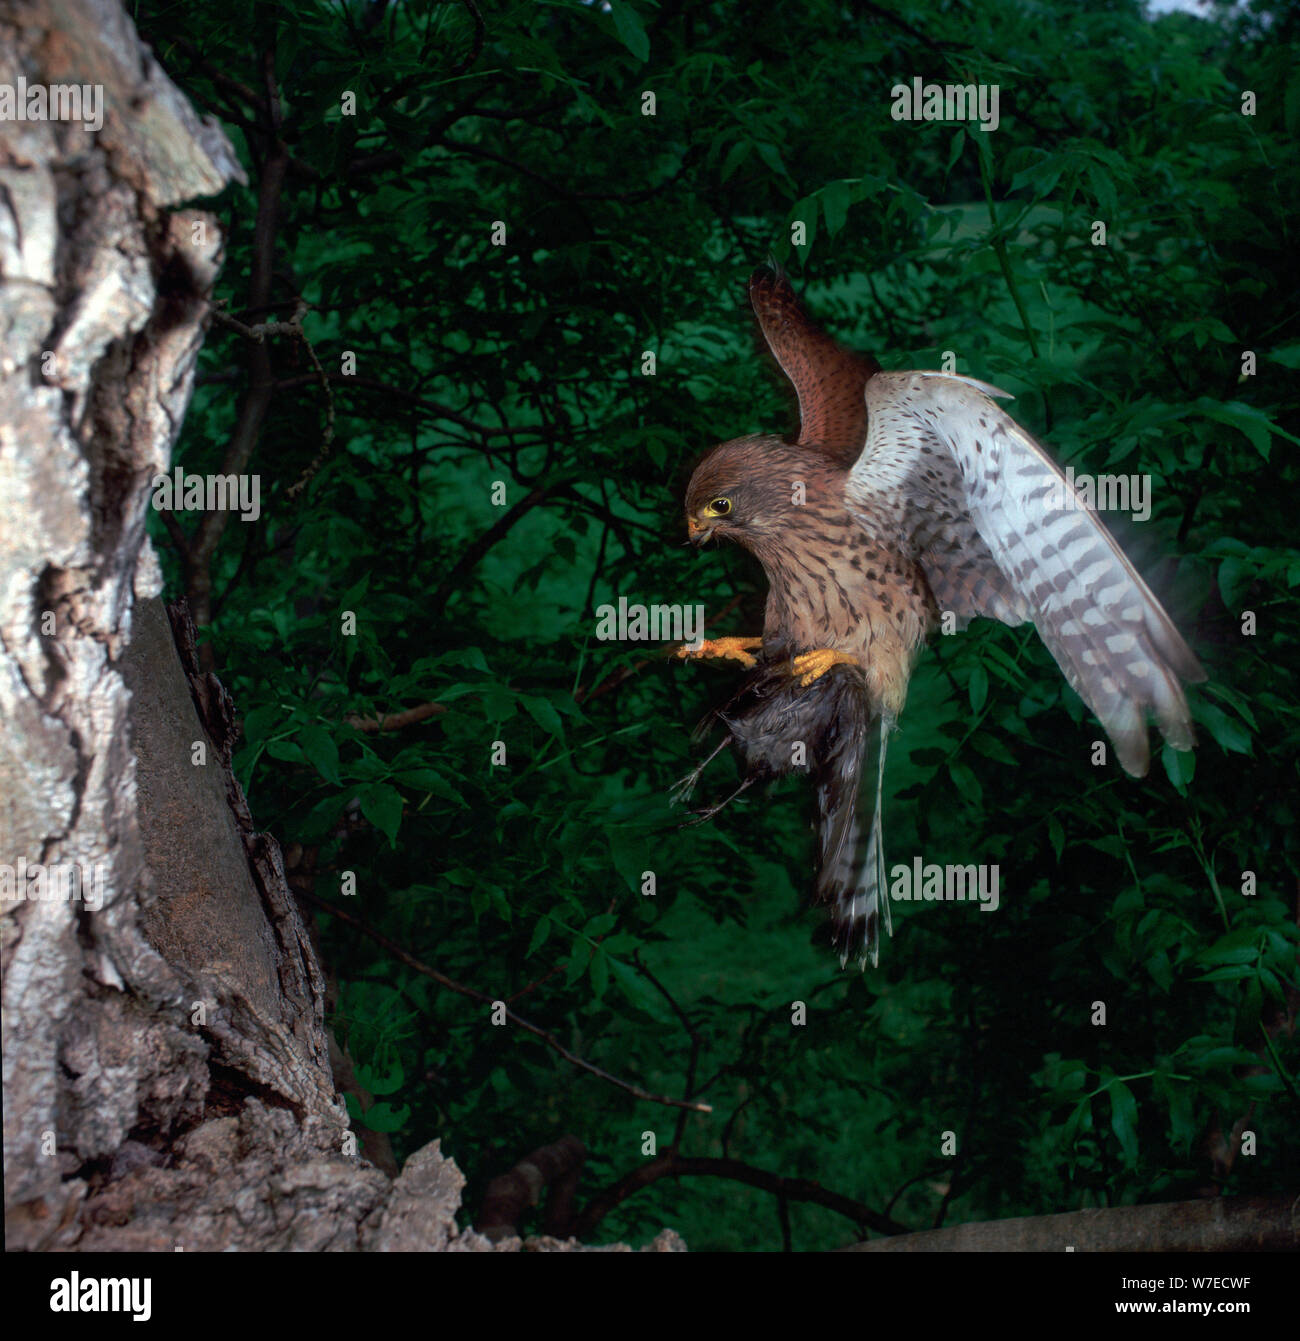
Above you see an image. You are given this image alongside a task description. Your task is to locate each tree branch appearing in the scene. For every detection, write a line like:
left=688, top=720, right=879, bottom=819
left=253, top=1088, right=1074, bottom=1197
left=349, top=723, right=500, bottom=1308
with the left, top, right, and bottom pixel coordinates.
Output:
left=844, top=1194, right=1298, bottom=1252
left=299, top=893, right=711, bottom=1115
left=574, top=1151, right=905, bottom=1240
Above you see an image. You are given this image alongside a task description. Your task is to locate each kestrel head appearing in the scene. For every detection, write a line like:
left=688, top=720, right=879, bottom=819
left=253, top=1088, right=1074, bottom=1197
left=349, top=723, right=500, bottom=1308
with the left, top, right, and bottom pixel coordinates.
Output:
left=684, top=266, right=878, bottom=561
left=684, top=434, right=817, bottom=555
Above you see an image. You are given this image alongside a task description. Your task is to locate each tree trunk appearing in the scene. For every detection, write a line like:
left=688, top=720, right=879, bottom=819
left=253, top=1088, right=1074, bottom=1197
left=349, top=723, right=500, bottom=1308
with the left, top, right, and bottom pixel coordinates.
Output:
left=0, top=0, right=523, bottom=1253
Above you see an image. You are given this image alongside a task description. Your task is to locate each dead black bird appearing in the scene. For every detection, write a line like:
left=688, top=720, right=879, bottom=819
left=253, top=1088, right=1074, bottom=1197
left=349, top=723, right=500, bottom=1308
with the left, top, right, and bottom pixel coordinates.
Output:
left=673, top=660, right=891, bottom=967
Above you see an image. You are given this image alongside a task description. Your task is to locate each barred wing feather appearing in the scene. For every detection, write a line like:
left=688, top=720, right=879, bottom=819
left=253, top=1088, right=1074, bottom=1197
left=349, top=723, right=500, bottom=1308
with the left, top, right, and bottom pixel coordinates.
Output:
left=847, top=372, right=1205, bottom=776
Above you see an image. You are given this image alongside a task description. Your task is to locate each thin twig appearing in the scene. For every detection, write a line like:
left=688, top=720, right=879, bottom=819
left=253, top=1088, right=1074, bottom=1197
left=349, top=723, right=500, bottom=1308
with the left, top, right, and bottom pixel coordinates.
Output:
left=300, top=892, right=711, bottom=1114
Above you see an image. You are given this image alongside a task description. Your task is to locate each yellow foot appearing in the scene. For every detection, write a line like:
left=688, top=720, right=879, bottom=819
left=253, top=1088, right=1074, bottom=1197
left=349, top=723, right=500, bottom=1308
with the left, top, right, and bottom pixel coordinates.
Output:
left=674, top=635, right=763, bottom=668
left=791, top=648, right=859, bottom=687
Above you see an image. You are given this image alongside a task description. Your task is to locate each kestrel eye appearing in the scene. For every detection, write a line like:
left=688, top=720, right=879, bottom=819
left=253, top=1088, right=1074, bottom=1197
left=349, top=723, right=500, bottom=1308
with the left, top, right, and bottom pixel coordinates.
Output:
left=705, top=497, right=732, bottom=517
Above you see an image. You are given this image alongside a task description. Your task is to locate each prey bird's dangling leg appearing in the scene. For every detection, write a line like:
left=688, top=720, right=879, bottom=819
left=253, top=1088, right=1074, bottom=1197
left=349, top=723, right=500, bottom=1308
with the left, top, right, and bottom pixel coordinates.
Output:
left=674, top=635, right=763, bottom=668
left=790, top=647, right=860, bottom=687
left=670, top=733, right=734, bottom=806
left=675, top=774, right=759, bottom=828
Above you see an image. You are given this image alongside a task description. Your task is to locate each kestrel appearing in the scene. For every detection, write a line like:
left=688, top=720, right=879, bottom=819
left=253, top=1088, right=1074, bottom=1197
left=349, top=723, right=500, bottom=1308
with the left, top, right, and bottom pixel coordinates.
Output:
left=676, top=268, right=1205, bottom=967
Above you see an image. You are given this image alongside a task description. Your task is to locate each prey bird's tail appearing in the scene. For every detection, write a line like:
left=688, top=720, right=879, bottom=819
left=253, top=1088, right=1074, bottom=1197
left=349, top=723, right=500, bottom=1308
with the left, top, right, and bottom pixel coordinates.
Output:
left=676, top=659, right=894, bottom=969
left=815, top=704, right=893, bottom=969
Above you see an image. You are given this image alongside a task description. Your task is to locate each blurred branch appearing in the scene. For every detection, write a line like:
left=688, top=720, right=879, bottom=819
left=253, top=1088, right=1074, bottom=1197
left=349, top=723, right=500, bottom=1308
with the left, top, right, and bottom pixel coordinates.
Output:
left=300, top=893, right=711, bottom=1114
left=844, top=1194, right=1298, bottom=1252
left=477, top=1134, right=586, bottom=1242
left=633, top=956, right=705, bottom=1149
left=429, top=478, right=566, bottom=615
left=574, top=1152, right=907, bottom=1241
left=345, top=703, right=448, bottom=732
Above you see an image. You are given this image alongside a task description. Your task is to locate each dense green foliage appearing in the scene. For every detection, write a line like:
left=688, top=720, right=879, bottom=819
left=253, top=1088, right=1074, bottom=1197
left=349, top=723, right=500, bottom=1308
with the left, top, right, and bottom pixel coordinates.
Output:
left=139, top=0, right=1297, bottom=1249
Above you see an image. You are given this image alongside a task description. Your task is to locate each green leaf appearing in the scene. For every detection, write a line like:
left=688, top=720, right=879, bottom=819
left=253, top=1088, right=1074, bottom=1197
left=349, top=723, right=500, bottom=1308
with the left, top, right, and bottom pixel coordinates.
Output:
left=241, top=705, right=281, bottom=746
left=1266, top=342, right=1300, bottom=369
left=527, top=915, right=552, bottom=957
left=1047, top=814, right=1065, bottom=861
left=300, top=792, right=349, bottom=843
left=522, top=695, right=565, bottom=739
left=755, top=141, right=790, bottom=182
left=608, top=957, right=674, bottom=1023
left=968, top=664, right=989, bottom=714
left=821, top=179, right=852, bottom=236
left=1108, top=1079, right=1139, bottom=1166
left=478, top=683, right=518, bottom=724
left=1216, top=555, right=1253, bottom=611
left=394, top=767, right=470, bottom=807
left=969, top=731, right=1016, bottom=766
left=589, top=946, right=609, bottom=999
left=1161, top=744, right=1195, bottom=793
left=1144, top=950, right=1174, bottom=992
left=947, top=760, right=982, bottom=810
left=1194, top=1045, right=1264, bottom=1069
left=608, top=0, right=650, bottom=62
left=359, top=1101, right=411, bottom=1133
left=609, top=826, right=652, bottom=892
left=358, top=783, right=404, bottom=845
left=299, top=723, right=341, bottom=784
left=564, top=942, right=588, bottom=987
left=1194, top=398, right=1278, bottom=459
left=1193, top=964, right=1256, bottom=983
left=946, top=128, right=966, bottom=176
left=719, top=138, right=751, bottom=183
left=356, top=1059, right=405, bottom=1096
left=1166, top=1080, right=1197, bottom=1150
left=436, top=646, right=490, bottom=674
left=1193, top=701, right=1252, bottom=756
left=1198, top=927, right=1262, bottom=965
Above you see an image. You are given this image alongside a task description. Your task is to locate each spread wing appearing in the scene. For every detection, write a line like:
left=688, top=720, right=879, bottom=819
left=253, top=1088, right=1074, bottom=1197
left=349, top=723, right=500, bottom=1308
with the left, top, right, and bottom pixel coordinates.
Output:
left=749, top=267, right=881, bottom=465
left=847, top=372, right=1206, bottom=777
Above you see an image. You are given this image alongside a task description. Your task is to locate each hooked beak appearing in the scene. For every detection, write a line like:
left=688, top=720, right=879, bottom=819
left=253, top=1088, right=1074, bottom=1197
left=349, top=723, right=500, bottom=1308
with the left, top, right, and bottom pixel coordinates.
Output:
left=687, top=515, right=716, bottom=547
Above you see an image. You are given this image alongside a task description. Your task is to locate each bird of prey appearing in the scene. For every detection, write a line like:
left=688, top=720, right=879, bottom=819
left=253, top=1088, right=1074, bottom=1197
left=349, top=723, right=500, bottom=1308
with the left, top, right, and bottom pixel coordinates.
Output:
left=675, top=267, right=1205, bottom=968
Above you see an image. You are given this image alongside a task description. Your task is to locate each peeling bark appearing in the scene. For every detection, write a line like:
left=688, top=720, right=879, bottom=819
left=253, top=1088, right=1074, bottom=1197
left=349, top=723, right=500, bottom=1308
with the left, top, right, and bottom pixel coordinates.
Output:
left=0, top=0, right=680, bottom=1255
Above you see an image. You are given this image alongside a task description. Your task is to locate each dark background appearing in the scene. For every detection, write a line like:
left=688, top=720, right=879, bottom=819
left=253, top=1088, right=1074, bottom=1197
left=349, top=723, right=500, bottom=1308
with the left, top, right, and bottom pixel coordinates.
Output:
left=134, top=0, right=1298, bottom=1249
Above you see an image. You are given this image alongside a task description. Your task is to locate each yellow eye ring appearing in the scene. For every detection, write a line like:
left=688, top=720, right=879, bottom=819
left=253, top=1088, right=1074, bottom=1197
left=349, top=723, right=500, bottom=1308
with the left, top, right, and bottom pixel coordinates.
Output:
left=703, top=497, right=732, bottom=517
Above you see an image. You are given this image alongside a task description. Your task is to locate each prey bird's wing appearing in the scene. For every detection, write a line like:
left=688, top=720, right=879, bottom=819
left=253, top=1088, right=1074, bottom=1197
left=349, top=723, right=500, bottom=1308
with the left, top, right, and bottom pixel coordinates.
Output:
left=847, top=372, right=1206, bottom=777
left=749, top=268, right=881, bottom=465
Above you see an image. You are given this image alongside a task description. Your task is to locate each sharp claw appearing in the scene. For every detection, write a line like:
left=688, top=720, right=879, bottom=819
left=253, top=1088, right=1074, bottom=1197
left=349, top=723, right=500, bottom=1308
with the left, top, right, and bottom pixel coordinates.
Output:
left=790, top=648, right=858, bottom=686
left=675, top=636, right=762, bottom=666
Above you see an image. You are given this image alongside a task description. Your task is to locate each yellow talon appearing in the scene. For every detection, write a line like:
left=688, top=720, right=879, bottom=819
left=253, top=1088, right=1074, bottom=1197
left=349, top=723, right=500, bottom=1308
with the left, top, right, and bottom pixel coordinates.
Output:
left=791, top=648, right=859, bottom=687
left=674, top=635, right=763, bottom=668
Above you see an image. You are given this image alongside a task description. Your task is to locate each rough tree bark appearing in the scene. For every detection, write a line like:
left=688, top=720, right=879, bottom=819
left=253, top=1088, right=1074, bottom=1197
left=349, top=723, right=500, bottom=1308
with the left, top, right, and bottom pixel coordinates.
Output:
left=0, top=0, right=682, bottom=1253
